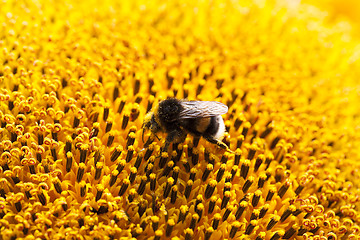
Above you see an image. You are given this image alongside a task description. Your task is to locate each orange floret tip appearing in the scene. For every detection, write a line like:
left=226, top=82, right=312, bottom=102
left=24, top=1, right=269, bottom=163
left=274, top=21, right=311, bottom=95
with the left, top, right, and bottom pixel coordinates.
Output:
left=2, top=0, right=360, bottom=238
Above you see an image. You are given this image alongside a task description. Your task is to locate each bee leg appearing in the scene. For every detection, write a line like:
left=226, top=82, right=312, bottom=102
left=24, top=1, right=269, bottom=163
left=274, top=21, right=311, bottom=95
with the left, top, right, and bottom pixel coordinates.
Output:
left=162, top=129, right=186, bottom=152
left=161, top=129, right=183, bottom=152
left=177, top=131, right=187, bottom=144
left=204, top=136, right=233, bottom=153
left=143, top=135, right=155, bottom=148
left=192, top=136, right=201, bottom=147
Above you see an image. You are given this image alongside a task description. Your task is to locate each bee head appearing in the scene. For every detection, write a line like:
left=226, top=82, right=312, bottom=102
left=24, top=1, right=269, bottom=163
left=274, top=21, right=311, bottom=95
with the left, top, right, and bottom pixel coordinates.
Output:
left=142, top=112, right=161, bottom=143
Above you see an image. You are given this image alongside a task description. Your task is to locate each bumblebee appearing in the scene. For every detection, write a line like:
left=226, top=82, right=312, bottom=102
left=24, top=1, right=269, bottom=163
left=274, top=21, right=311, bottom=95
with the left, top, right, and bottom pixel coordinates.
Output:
left=142, top=98, right=231, bottom=152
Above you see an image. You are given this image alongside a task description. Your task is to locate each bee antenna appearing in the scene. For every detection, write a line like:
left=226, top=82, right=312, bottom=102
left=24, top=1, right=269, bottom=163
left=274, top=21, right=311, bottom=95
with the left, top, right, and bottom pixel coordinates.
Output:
left=142, top=127, right=146, bottom=143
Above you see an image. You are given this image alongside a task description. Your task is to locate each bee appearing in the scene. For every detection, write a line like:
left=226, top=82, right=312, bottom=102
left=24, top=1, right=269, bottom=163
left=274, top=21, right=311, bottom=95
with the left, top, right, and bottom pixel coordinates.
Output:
left=142, top=98, right=232, bottom=152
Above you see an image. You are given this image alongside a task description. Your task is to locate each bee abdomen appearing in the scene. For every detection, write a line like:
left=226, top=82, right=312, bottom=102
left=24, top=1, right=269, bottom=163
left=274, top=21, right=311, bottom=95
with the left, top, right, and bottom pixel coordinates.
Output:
left=195, top=118, right=211, bottom=133
left=204, top=116, right=225, bottom=140
left=180, top=118, right=208, bottom=136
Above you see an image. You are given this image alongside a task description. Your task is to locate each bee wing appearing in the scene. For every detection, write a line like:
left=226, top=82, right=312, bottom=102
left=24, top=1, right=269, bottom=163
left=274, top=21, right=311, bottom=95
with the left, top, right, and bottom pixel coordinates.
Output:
left=179, top=101, right=228, bottom=119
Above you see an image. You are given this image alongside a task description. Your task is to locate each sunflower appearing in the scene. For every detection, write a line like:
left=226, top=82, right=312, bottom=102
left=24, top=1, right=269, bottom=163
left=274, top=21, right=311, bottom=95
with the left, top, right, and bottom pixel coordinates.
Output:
left=1, top=0, right=360, bottom=239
